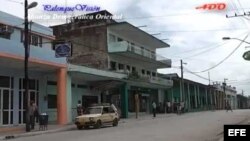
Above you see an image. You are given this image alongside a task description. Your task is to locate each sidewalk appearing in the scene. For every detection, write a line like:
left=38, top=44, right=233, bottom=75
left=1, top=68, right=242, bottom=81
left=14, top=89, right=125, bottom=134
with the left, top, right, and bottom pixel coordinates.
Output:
left=0, top=124, right=75, bottom=140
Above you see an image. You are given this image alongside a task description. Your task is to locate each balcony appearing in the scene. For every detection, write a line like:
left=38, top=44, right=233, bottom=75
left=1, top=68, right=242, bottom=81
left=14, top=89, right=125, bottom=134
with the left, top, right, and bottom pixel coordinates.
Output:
left=108, top=41, right=171, bottom=69
left=126, top=71, right=173, bottom=87
left=0, top=38, right=66, bottom=65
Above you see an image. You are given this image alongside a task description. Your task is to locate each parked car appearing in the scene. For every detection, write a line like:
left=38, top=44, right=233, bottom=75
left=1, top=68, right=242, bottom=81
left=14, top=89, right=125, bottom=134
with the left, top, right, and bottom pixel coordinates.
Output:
left=74, top=104, right=119, bottom=129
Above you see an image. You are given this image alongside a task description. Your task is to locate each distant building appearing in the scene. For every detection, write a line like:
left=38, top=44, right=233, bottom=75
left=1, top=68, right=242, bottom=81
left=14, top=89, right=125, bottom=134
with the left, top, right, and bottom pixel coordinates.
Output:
left=237, top=94, right=248, bottom=109
left=212, top=83, right=237, bottom=109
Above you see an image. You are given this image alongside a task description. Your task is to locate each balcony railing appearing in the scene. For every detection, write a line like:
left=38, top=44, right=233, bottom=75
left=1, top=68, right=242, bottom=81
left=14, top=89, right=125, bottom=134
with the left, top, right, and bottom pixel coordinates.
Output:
left=126, top=71, right=173, bottom=86
left=108, top=41, right=171, bottom=66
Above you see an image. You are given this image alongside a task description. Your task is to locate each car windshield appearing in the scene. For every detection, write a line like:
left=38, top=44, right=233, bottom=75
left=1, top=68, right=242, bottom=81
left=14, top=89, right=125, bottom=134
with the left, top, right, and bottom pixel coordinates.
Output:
left=85, top=107, right=102, bottom=114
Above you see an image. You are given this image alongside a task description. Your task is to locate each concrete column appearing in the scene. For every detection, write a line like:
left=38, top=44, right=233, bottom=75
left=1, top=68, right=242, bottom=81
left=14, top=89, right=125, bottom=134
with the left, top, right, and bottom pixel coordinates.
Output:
left=179, top=81, right=182, bottom=102
left=66, top=73, right=72, bottom=123
left=57, top=68, right=67, bottom=125
left=214, top=91, right=217, bottom=109
left=197, top=86, right=200, bottom=108
left=194, top=85, right=198, bottom=108
left=121, top=83, right=128, bottom=118
left=205, top=88, right=208, bottom=109
left=188, top=83, right=191, bottom=110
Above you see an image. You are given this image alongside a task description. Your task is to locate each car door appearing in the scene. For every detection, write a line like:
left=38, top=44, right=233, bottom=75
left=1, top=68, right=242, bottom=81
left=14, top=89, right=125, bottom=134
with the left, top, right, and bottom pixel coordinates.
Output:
left=101, top=107, right=110, bottom=124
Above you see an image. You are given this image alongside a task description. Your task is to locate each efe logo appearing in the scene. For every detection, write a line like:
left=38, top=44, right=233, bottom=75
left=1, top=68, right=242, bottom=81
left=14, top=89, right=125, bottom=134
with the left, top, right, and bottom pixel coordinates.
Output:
left=224, top=125, right=250, bottom=141
left=228, top=129, right=246, bottom=136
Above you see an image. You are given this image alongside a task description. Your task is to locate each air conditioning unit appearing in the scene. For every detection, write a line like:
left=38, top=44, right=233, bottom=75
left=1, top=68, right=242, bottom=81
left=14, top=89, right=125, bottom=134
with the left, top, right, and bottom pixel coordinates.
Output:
left=0, top=25, right=14, bottom=34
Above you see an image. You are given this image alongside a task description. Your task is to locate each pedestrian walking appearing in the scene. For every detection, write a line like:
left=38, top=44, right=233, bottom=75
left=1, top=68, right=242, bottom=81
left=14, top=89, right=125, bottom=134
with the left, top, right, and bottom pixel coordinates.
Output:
left=226, top=101, right=233, bottom=112
left=77, top=100, right=84, bottom=116
left=152, top=101, right=156, bottom=118
left=29, top=100, right=38, bottom=130
left=167, top=101, right=171, bottom=113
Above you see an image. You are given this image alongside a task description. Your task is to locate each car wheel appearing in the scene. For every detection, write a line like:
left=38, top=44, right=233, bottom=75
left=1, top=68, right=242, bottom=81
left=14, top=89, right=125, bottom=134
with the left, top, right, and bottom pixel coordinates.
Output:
left=112, top=118, right=118, bottom=126
left=84, top=125, right=89, bottom=129
left=95, top=120, right=102, bottom=129
left=77, top=125, right=83, bottom=130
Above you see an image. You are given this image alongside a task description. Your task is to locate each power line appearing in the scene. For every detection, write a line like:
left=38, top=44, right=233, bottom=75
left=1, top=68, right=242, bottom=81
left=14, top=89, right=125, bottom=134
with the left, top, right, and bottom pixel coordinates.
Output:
left=186, top=33, right=249, bottom=73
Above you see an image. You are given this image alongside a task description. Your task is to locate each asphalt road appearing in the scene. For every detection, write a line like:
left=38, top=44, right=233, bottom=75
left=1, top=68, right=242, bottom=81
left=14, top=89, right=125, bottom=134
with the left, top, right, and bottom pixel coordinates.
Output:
left=12, top=110, right=250, bottom=141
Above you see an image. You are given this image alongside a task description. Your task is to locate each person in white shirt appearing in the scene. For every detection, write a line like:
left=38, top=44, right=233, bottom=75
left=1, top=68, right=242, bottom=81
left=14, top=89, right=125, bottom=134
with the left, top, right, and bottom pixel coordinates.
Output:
left=152, top=101, right=156, bottom=118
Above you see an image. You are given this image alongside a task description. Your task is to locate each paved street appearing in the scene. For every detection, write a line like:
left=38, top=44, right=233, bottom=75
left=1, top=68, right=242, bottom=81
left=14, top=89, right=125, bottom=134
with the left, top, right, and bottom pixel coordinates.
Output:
left=11, top=110, right=250, bottom=141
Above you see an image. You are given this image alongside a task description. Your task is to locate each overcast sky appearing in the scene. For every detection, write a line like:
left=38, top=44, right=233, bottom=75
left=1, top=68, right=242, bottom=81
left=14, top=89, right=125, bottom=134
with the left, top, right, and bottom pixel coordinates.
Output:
left=1, top=0, right=250, bottom=96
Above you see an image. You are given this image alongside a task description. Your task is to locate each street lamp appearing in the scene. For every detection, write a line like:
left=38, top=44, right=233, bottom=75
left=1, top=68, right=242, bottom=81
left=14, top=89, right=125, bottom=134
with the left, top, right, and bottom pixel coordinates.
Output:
left=222, top=37, right=250, bottom=44
left=24, top=0, right=37, bottom=132
left=222, top=37, right=250, bottom=61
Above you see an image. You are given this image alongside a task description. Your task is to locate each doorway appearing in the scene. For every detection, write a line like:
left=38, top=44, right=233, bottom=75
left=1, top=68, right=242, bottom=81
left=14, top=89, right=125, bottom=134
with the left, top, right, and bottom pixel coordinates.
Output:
left=0, top=88, right=13, bottom=125
left=18, top=79, right=39, bottom=124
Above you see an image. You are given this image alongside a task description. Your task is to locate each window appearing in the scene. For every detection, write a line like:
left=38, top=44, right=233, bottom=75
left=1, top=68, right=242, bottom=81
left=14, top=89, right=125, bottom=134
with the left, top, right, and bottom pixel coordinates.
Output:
left=152, top=72, right=156, bottom=77
left=117, top=37, right=123, bottom=42
left=77, top=84, right=88, bottom=89
left=118, top=63, right=124, bottom=70
left=108, top=107, right=115, bottom=113
left=142, top=69, right=145, bottom=75
left=47, top=81, right=57, bottom=86
left=132, top=67, right=136, bottom=72
left=127, top=65, right=130, bottom=71
left=110, top=61, right=116, bottom=70
left=0, top=24, right=12, bottom=40
left=109, top=34, right=116, bottom=42
left=48, top=94, right=57, bottom=109
left=21, top=31, right=42, bottom=47
left=147, top=71, right=151, bottom=76
left=0, top=76, right=10, bottom=88
left=103, top=107, right=109, bottom=114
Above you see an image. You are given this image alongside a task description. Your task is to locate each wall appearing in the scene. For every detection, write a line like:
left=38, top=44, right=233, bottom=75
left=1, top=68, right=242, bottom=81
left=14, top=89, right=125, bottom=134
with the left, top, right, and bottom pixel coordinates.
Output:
left=53, top=24, right=109, bottom=69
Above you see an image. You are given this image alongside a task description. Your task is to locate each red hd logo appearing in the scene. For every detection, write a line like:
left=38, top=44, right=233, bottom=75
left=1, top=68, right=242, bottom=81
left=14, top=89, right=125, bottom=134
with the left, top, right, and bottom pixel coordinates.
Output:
left=196, top=3, right=227, bottom=10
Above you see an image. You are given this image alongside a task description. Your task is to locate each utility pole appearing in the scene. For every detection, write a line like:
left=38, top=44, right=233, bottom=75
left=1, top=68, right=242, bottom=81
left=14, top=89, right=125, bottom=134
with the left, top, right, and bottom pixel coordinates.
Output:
left=180, top=60, right=184, bottom=103
left=24, top=0, right=30, bottom=132
left=208, top=72, right=211, bottom=109
left=180, top=60, right=187, bottom=109
left=222, top=78, right=227, bottom=109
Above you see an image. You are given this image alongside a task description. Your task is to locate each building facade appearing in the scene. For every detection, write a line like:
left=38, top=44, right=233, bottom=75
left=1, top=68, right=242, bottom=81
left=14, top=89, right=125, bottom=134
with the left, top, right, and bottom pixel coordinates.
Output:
left=212, top=83, right=237, bottom=109
left=0, top=11, right=67, bottom=126
left=52, top=10, right=173, bottom=118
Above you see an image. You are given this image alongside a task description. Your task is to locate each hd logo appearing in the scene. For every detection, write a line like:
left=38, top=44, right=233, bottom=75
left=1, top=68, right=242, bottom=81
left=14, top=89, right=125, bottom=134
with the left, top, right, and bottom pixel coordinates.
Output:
left=224, top=125, right=250, bottom=141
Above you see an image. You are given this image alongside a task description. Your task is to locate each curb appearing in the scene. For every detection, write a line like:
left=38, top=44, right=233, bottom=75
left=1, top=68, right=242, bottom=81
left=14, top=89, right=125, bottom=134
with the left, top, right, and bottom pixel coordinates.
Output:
left=0, top=126, right=75, bottom=140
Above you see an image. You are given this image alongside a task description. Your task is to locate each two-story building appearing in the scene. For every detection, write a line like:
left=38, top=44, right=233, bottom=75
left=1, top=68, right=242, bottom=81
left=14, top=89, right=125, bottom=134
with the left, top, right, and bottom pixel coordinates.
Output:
left=52, top=10, right=173, bottom=119
left=212, top=83, right=237, bottom=109
left=0, top=11, right=67, bottom=126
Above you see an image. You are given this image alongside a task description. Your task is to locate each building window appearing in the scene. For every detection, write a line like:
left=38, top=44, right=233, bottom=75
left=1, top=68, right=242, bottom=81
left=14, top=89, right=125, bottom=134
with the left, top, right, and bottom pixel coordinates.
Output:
left=147, top=71, right=151, bottom=76
left=109, top=34, right=116, bottom=42
left=77, top=84, right=88, bottom=89
left=0, top=24, right=13, bottom=40
left=21, top=31, right=42, bottom=47
left=47, top=81, right=57, bottom=86
left=110, top=61, right=116, bottom=70
left=118, top=63, right=124, bottom=70
left=132, top=67, right=136, bottom=72
left=48, top=94, right=57, bottom=109
left=127, top=65, right=130, bottom=71
left=117, top=37, right=123, bottom=42
left=142, top=69, right=145, bottom=75
left=152, top=72, right=156, bottom=77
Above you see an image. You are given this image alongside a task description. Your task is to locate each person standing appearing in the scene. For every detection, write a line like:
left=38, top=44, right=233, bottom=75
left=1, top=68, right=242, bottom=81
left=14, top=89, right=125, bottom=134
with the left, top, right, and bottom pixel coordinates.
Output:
left=226, top=101, right=233, bottom=112
left=152, top=101, right=156, bottom=118
left=167, top=101, right=171, bottom=113
left=29, top=101, right=38, bottom=130
left=77, top=100, right=83, bottom=116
